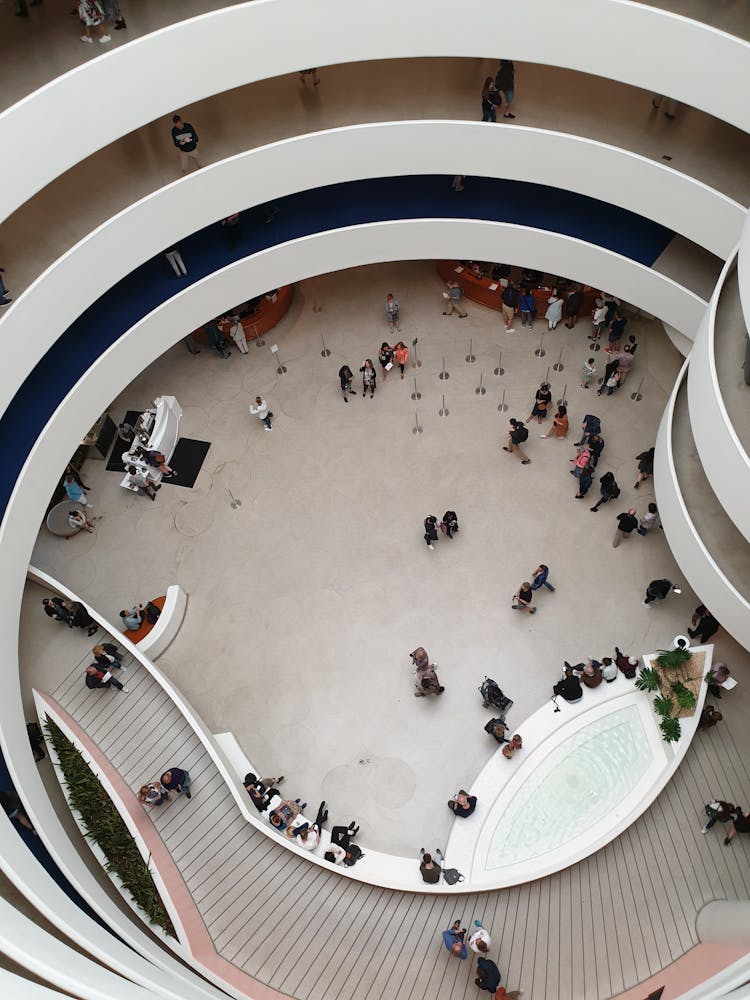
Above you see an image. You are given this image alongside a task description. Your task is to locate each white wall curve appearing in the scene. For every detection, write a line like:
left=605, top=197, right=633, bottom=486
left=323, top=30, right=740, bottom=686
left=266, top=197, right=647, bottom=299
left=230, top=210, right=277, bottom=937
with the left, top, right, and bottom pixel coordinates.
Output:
left=656, top=363, right=750, bottom=650
left=688, top=249, right=750, bottom=545
left=1, top=0, right=749, bottom=223
left=737, top=209, right=750, bottom=335
left=0, top=218, right=708, bottom=950
left=0, top=120, right=717, bottom=419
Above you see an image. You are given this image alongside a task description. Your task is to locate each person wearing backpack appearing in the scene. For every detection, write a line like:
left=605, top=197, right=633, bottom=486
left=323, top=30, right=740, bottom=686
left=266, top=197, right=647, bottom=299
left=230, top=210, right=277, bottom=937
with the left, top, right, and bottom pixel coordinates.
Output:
left=502, top=418, right=531, bottom=464
left=574, top=414, right=601, bottom=447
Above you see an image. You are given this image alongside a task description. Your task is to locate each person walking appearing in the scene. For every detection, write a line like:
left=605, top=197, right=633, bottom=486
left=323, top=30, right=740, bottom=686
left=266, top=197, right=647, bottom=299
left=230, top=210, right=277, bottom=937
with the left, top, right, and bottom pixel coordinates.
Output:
left=564, top=285, right=583, bottom=328
left=418, top=849, right=444, bottom=883
left=85, top=664, right=127, bottom=692
left=250, top=396, right=272, bottom=431
left=512, top=582, right=536, bottom=614
left=503, top=419, right=531, bottom=464
left=378, top=342, right=394, bottom=381
left=540, top=404, right=568, bottom=439
left=481, top=76, right=500, bottom=122
left=441, top=510, right=459, bottom=538
left=165, top=245, right=187, bottom=277
left=78, top=0, right=110, bottom=44
left=701, top=800, right=736, bottom=834
left=570, top=444, right=591, bottom=479
left=160, top=766, right=192, bottom=799
left=590, top=471, right=620, bottom=512
left=63, top=474, right=92, bottom=507
left=588, top=433, right=605, bottom=468
left=634, top=447, right=655, bottom=488
left=574, top=464, right=594, bottom=499
left=574, top=413, right=601, bottom=447
left=688, top=605, right=720, bottom=643
left=385, top=293, right=401, bottom=334
left=494, top=59, right=516, bottom=118
left=171, top=115, right=202, bottom=173
left=643, top=579, right=681, bottom=605
left=519, top=286, right=535, bottom=328
left=424, top=515, right=439, bottom=550
left=597, top=358, right=619, bottom=397
left=338, top=365, right=357, bottom=401
left=359, top=359, right=376, bottom=398
left=545, top=289, right=563, bottom=330
left=612, top=344, right=635, bottom=385
left=501, top=281, right=519, bottom=333
left=442, top=281, right=467, bottom=318
left=92, top=643, right=124, bottom=670
left=530, top=564, right=555, bottom=593
left=612, top=508, right=638, bottom=547
left=527, top=382, right=552, bottom=425
left=414, top=658, right=444, bottom=696
left=42, top=597, right=73, bottom=627
left=638, top=502, right=660, bottom=535
left=581, top=356, right=597, bottom=388
left=393, top=342, right=409, bottom=379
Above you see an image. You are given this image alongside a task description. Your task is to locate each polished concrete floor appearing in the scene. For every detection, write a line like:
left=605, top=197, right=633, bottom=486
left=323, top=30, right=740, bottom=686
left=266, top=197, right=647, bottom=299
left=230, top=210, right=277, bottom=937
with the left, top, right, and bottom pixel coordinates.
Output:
left=27, top=260, right=750, bottom=856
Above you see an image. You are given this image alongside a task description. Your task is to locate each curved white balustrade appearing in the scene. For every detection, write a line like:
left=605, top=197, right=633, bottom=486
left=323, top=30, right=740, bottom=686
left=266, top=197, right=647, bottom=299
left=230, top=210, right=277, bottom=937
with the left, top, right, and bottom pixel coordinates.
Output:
left=0, top=121, right=717, bottom=419
left=737, top=209, right=750, bottom=338
left=688, top=249, right=750, bottom=544
left=656, top=362, right=750, bottom=650
left=1, top=0, right=749, bottom=223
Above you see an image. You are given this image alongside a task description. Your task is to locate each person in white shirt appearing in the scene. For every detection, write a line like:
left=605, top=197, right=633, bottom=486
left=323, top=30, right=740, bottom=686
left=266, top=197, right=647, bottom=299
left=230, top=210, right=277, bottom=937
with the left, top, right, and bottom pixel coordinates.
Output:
left=600, top=657, right=618, bottom=683
left=591, top=298, right=608, bottom=340
left=250, top=396, right=272, bottom=431
left=468, top=922, right=492, bottom=954
left=229, top=316, right=249, bottom=355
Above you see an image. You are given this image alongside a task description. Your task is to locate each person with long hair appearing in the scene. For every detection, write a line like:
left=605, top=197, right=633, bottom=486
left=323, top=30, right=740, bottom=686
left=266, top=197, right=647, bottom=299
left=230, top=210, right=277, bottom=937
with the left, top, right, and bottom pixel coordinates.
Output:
left=359, top=359, right=376, bottom=398
left=481, top=77, right=500, bottom=122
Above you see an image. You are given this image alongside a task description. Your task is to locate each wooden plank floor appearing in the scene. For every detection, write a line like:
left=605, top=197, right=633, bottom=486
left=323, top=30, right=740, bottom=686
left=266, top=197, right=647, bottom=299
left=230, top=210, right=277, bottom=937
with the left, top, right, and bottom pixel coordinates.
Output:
left=45, top=626, right=750, bottom=1000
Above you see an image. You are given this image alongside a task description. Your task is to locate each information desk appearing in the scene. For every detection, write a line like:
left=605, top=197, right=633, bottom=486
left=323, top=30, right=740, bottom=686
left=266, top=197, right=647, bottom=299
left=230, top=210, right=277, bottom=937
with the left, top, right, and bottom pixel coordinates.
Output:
left=194, top=284, right=294, bottom=344
left=120, top=395, right=182, bottom=491
left=436, top=261, right=600, bottom=317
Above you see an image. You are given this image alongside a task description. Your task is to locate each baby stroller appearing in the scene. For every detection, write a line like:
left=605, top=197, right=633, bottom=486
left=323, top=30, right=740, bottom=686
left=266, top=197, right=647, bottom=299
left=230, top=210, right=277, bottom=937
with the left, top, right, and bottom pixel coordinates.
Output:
left=479, top=676, right=513, bottom=716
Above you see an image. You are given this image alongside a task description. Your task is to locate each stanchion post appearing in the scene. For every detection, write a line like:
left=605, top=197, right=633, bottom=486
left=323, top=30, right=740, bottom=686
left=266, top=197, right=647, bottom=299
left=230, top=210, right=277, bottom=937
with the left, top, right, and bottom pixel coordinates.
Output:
left=631, top=377, right=644, bottom=402
left=535, top=332, right=546, bottom=358
left=412, top=337, right=422, bottom=369
left=475, top=371, right=486, bottom=396
left=439, top=356, right=450, bottom=381
left=466, top=338, right=476, bottom=363
left=439, top=394, right=449, bottom=417
left=412, top=410, right=423, bottom=435
left=270, top=343, right=287, bottom=375
left=494, top=351, right=505, bottom=376
left=553, top=346, right=564, bottom=372
left=411, top=377, right=422, bottom=401
left=320, top=330, right=331, bottom=358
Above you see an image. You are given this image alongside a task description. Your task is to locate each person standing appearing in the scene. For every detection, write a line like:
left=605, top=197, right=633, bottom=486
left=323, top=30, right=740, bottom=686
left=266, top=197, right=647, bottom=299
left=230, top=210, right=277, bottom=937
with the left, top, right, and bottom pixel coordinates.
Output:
left=564, top=285, right=583, bottom=328
left=501, top=281, right=519, bottom=332
left=588, top=433, right=605, bottom=468
left=494, top=59, right=516, bottom=118
left=519, top=286, right=535, bottom=328
left=643, top=579, right=681, bottom=605
left=634, top=447, right=655, bottom=488
left=424, top=515, right=439, bottom=550
left=299, top=68, right=320, bottom=86
left=126, top=465, right=159, bottom=501
left=527, top=382, right=551, bottom=425
left=118, top=422, right=136, bottom=450
left=545, top=289, right=563, bottom=330
left=581, top=357, right=597, bottom=388
left=378, top=342, right=394, bottom=381
left=481, top=77, right=501, bottom=122
left=85, top=665, right=126, bottom=692
left=101, top=0, right=126, bottom=29
left=171, top=115, right=202, bottom=174
left=652, top=94, right=678, bottom=120
left=688, top=605, right=720, bottom=643
left=574, top=464, right=594, bottom=499
left=229, top=316, right=249, bottom=355
left=441, top=510, right=459, bottom=538
left=512, top=582, right=536, bottom=614
left=475, top=957, right=502, bottom=993
left=591, top=298, right=608, bottom=340
left=338, top=365, right=357, bottom=401
left=42, top=597, right=73, bottom=626
left=612, top=508, right=638, bottom=547
left=359, top=359, right=376, bottom=398
left=539, top=404, right=567, bottom=440
left=250, top=396, right=272, bottom=431
left=589, top=471, right=620, bottom=512
left=638, top=502, right=660, bottom=535
left=502, top=419, right=531, bottom=464
left=92, top=643, right=124, bottom=669
left=385, top=293, right=401, bottom=334
left=160, top=766, right=191, bottom=799
left=63, top=474, right=92, bottom=507
left=570, top=445, right=591, bottom=479
left=597, top=358, right=619, bottom=396
left=78, top=0, right=110, bottom=44
left=606, top=311, right=627, bottom=353
left=392, top=342, right=409, bottom=379
left=137, top=782, right=170, bottom=807
left=442, top=281, right=467, bottom=318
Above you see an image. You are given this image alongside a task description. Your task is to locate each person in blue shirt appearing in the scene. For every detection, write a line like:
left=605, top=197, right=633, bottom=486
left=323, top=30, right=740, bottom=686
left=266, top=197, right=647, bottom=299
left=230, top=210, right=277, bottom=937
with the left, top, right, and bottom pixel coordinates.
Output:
left=519, top=288, right=535, bottom=328
left=574, top=413, right=601, bottom=447
left=530, top=564, right=555, bottom=593
left=63, top=474, right=91, bottom=507
left=171, top=115, right=202, bottom=173
left=441, top=920, right=467, bottom=959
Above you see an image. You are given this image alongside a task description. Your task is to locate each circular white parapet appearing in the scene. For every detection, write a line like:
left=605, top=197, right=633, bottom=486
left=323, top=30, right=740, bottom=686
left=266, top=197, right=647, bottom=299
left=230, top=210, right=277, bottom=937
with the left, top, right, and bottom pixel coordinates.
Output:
left=446, top=650, right=712, bottom=888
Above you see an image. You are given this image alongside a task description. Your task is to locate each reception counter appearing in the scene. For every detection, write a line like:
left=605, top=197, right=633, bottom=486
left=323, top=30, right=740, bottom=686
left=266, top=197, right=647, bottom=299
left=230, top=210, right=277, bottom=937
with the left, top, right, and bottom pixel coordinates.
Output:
left=436, top=261, right=600, bottom=316
left=194, top=284, right=294, bottom=344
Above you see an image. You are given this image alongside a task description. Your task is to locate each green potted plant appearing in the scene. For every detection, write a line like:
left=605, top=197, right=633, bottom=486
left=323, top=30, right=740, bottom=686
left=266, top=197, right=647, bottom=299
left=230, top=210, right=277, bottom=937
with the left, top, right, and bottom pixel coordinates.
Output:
left=635, top=666, right=660, bottom=692
left=653, top=694, right=675, bottom=718
left=670, top=680, right=697, bottom=712
left=655, top=647, right=692, bottom=670
left=659, top=716, right=682, bottom=743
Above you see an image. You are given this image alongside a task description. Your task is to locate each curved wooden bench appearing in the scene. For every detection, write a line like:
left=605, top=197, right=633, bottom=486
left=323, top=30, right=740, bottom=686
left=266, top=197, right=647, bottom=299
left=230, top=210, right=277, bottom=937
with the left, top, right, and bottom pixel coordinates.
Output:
left=122, top=588, right=187, bottom=660
left=194, top=284, right=293, bottom=345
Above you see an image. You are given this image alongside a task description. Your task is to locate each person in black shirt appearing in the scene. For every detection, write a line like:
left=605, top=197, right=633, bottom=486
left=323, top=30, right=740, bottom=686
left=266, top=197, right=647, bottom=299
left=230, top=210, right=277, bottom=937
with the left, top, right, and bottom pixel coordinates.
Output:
left=512, top=582, right=536, bottom=614
left=171, top=115, right=202, bottom=173
left=501, top=281, right=519, bottom=332
left=588, top=434, right=605, bottom=468
left=481, top=76, right=501, bottom=122
left=612, top=508, right=638, bottom=547
left=590, top=471, right=620, bottom=512
left=503, top=418, right=531, bottom=464
left=554, top=667, right=583, bottom=702
left=494, top=60, right=516, bottom=118
left=564, top=286, right=583, bottom=328
left=688, top=605, right=720, bottom=643
left=634, top=447, right=655, bottom=488
left=643, top=579, right=681, bottom=605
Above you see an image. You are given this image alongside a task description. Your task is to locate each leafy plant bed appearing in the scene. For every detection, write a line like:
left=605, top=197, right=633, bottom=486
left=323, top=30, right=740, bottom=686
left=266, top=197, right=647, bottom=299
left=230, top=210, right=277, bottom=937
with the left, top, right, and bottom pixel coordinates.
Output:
left=44, top=719, right=176, bottom=937
left=650, top=648, right=705, bottom=719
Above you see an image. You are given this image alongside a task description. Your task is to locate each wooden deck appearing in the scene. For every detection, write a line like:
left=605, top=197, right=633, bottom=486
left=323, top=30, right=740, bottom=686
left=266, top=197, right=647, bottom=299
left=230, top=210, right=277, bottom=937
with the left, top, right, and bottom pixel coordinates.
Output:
left=43, top=625, right=750, bottom=1000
